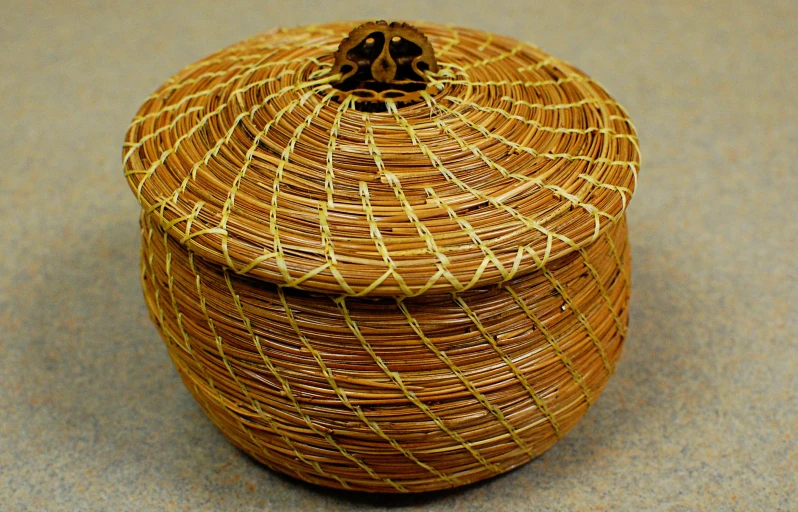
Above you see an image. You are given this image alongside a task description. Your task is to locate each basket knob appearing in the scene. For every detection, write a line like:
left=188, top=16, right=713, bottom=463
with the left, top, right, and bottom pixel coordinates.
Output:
left=330, top=21, right=439, bottom=106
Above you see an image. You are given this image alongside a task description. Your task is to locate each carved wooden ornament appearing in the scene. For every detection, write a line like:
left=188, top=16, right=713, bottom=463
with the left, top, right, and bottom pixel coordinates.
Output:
left=331, top=21, right=439, bottom=105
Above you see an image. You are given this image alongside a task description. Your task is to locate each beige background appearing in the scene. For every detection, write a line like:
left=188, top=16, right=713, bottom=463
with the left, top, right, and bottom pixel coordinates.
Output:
left=1, top=1, right=796, bottom=510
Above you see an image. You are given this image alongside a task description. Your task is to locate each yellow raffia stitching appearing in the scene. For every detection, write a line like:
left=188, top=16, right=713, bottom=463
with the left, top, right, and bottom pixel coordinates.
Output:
left=424, top=187, right=512, bottom=281
left=318, top=202, right=356, bottom=295
left=388, top=99, right=572, bottom=267
left=604, top=229, right=630, bottom=289
left=579, top=248, right=627, bottom=337
left=132, top=53, right=290, bottom=126
left=504, top=285, right=594, bottom=406
left=125, top=75, right=339, bottom=203
left=218, top=88, right=336, bottom=274
left=277, top=288, right=459, bottom=485
left=335, top=296, right=502, bottom=474
left=358, top=181, right=415, bottom=297
left=325, top=95, right=354, bottom=207
left=125, top=68, right=299, bottom=166
left=142, top=213, right=305, bottom=482
left=539, top=263, right=613, bottom=374
left=155, top=224, right=312, bottom=484
left=435, top=74, right=596, bottom=89
left=432, top=98, right=638, bottom=169
left=208, top=289, right=350, bottom=488
left=457, top=44, right=523, bottom=71
left=363, top=113, right=459, bottom=289
left=435, top=26, right=460, bottom=57
left=444, top=95, right=632, bottom=136
left=396, top=300, right=537, bottom=459
left=186, top=243, right=350, bottom=486
left=453, top=295, right=562, bottom=438
left=224, top=271, right=402, bottom=491
left=478, top=33, right=493, bottom=52
left=156, top=36, right=336, bottom=92
left=516, top=56, right=558, bottom=73
left=427, top=97, right=614, bottom=240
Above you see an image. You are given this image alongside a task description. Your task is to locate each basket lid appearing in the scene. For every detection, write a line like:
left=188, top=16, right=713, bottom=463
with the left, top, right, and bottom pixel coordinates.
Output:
left=123, top=21, right=639, bottom=297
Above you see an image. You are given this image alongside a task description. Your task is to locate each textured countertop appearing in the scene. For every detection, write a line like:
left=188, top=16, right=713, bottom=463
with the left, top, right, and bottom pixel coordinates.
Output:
left=1, top=1, right=795, bottom=510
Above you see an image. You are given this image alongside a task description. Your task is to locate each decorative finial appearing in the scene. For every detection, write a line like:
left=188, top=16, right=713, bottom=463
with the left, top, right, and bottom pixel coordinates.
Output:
left=330, top=21, right=439, bottom=106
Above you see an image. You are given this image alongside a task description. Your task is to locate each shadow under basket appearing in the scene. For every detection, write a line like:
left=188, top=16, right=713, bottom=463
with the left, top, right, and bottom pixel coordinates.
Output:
left=123, top=20, right=640, bottom=492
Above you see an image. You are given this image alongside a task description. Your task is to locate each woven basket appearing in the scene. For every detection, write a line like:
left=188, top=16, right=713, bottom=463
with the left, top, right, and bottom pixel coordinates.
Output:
left=123, top=20, right=640, bottom=493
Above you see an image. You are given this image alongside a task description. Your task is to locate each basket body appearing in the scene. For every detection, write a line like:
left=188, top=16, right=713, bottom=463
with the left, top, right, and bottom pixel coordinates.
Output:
left=140, top=212, right=630, bottom=492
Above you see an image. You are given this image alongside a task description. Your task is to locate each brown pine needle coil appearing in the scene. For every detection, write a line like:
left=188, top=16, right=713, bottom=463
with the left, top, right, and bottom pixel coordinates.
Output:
left=123, top=21, right=640, bottom=493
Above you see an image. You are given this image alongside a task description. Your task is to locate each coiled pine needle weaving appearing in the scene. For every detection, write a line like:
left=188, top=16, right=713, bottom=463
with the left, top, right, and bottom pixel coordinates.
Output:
left=123, top=20, right=640, bottom=492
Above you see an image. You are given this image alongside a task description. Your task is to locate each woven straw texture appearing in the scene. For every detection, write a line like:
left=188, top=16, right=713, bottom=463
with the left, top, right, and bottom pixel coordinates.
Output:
left=123, top=21, right=640, bottom=492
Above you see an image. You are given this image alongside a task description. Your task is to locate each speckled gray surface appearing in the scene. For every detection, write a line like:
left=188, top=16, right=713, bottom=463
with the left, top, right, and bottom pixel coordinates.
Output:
left=1, top=1, right=796, bottom=510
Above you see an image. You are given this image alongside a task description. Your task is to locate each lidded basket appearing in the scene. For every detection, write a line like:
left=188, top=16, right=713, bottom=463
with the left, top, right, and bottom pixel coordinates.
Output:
left=123, top=20, right=640, bottom=493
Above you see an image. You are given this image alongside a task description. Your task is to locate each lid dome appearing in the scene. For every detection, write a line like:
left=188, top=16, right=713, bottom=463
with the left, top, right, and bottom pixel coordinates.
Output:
left=123, top=21, right=639, bottom=296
